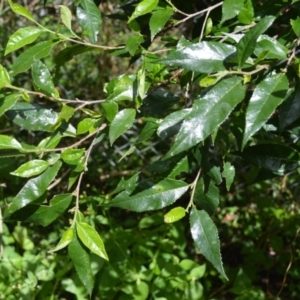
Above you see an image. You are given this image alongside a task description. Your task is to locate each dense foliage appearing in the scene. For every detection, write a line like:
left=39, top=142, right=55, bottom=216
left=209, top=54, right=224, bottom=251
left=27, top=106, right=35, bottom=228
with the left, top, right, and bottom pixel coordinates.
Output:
left=1, top=0, right=300, bottom=299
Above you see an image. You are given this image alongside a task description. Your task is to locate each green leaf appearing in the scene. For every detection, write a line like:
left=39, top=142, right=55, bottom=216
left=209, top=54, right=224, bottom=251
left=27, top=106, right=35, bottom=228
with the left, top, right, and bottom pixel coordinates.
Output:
left=12, top=40, right=57, bottom=75
left=76, top=222, right=108, bottom=260
left=138, top=120, right=158, bottom=143
left=76, top=0, right=101, bottom=44
left=157, top=40, right=235, bottom=73
left=222, top=162, right=235, bottom=191
left=6, top=102, right=59, bottom=132
left=242, top=74, right=288, bottom=148
left=236, top=15, right=275, bottom=67
left=167, top=77, right=245, bottom=157
left=194, top=178, right=219, bottom=215
left=32, top=60, right=59, bottom=97
left=128, top=0, right=159, bottom=23
left=164, top=206, right=186, bottom=223
left=0, top=65, right=11, bottom=89
left=107, top=178, right=189, bottom=212
left=238, top=0, right=254, bottom=24
left=118, top=145, right=136, bottom=162
left=236, top=144, right=300, bottom=175
left=11, top=159, right=49, bottom=178
left=77, top=118, right=98, bottom=134
left=109, top=108, right=136, bottom=145
left=0, top=135, right=22, bottom=150
left=0, top=94, right=19, bottom=117
left=126, top=34, right=144, bottom=56
left=5, top=27, right=43, bottom=56
left=57, top=104, right=75, bottom=122
left=149, top=6, right=173, bottom=41
left=190, top=207, right=227, bottom=279
left=59, top=5, right=75, bottom=34
left=291, top=17, right=300, bottom=37
left=5, top=160, right=62, bottom=216
left=8, top=0, right=35, bottom=22
left=49, top=227, right=74, bottom=252
left=221, top=0, right=245, bottom=23
left=133, top=281, right=149, bottom=300
left=68, top=232, right=94, bottom=296
left=62, top=149, right=85, bottom=165
left=102, top=102, right=118, bottom=122
left=37, top=132, right=62, bottom=149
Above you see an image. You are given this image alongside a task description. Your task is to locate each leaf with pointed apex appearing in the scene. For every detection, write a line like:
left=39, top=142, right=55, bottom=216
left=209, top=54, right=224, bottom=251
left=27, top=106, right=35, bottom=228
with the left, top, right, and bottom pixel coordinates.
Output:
left=0, top=135, right=22, bottom=150
left=221, top=0, right=245, bottom=23
left=4, top=161, right=62, bottom=216
left=164, top=207, right=186, bottom=223
left=59, top=5, right=75, bottom=34
left=8, top=0, right=35, bottom=21
left=49, top=227, right=74, bottom=252
left=242, top=74, right=288, bottom=148
left=0, top=94, right=19, bottom=117
left=68, top=232, right=94, bottom=296
left=12, top=40, right=57, bottom=75
left=236, top=15, right=275, bottom=67
left=157, top=41, right=235, bottom=73
left=5, top=27, right=43, bottom=56
left=11, top=159, right=49, bottom=178
left=0, top=65, right=11, bottom=89
left=150, top=6, right=173, bottom=41
left=109, top=109, right=136, bottom=145
left=76, top=222, right=108, bottom=260
left=190, top=207, right=227, bottom=279
left=167, top=77, right=245, bottom=157
left=128, top=0, right=159, bottom=23
left=107, top=178, right=189, bottom=212
left=32, top=60, right=59, bottom=97
left=76, top=0, right=101, bottom=44
left=291, top=17, right=300, bottom=37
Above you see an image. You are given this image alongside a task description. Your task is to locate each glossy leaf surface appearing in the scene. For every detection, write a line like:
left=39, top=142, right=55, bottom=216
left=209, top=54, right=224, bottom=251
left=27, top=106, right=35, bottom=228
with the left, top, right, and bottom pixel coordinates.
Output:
left=190, top=207, right=227, bottom=279
left=0, top=135, right=22, bottom=150
left=221, top=0, right=244, bottom=23
left=11, top=159, right=49, bottom=178
left=49, top=227, right=74, bottom=252
left=128, top=0, right=158, bottom=23
left=149, top=7, right=173, bottom=41
left=0, top=94, right=19, bottom=117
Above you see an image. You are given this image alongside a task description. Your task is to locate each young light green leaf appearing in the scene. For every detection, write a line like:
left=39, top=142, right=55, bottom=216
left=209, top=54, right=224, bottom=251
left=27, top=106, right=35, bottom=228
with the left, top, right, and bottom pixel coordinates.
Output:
left=238, top=0, right=254, bottom=24
left=76, top=222, right=108, bottom=260
left=157, top=41, right=235, bottom=73
left=128, top=0, right=159, bottom=23
left=32, top=60, right=59, bottom=98
left=102, top=102, right=118, bottom=122
left=77, top=118, right=98, bottom=134
left=0, top=135, right=22, bottom=150
left=236, top=15, right=275, bottom=67
left=190, top=207, right=228, bottom=279
left=5, top=27, right=43, bottom=56
left=76, top=0, right=101, bottom=44
left=0, top=94, right=19, bottom=117
left=8, top=0, right=35, bottom=22
left=12, top=40, right=57, bottom=75
left=291, top=17, right=300, bottom=37
left=149, top=6, right=173, bottom=41
left=57, top=104, right=75, bottom=122
left=5, top=160, right=62, bottom=216
left=68, top=232, right=94, bottom=296
left=126, top=34, right=144, bottom=56
left=167, top=77, right=245, bottom=157
left=242, top=74, right=288, bottom=148
left=107, top=178, right=189, bottom=212
left=59, top=5, right=74, bottom=34
left=0, top=65, right=11, bottom=89
left=109, top=108, right=136, bottom=145
left=222, top=162, right=235, bottom=191
left=11, top=159, right=49, bottom=178
left=221, top=0, right=245, bottom=23
left=49, top=227, right=74, bottom=253
left=164, top=207, right=186, bottom=223
left=61, top=149, right=85, bottom=165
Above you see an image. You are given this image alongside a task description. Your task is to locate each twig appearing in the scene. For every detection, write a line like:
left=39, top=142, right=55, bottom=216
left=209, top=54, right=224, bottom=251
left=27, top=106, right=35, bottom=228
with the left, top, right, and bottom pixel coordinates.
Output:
left=186, top=169, right=201, bottom=212
left=65, top=37, right=125, bottom=50
left=47, top=168, right=71, bottom=191
left=284, top=39, right=300, bottom=71
left=166, top=0, right=189, bottom=17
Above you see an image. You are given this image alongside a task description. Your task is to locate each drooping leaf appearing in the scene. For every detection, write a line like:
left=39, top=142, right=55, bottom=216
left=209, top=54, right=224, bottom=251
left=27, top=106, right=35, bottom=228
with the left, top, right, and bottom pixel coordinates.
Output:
left=5, top=27, right=43, bottom=56
left=68, top=232, right=94, bottom=296
left=76, top=0, right=101, bottom=44
left=222, top=162, right=235, bottom=191
left=10, top=159, right=49, bottom=178
left=149, top=6, right=173, bottom=41
left=8, top=0, right=35, bottom=22
left=242, top=74, right=288, bottom=148
left=12, top=40, right=57, bottom=75
left=76, top=222, right=108, bottom=260
left=0, top=65, right=11, bottom=89
left=221, top=0, right=245, bottom=23
left=107, top=178, right=189, bottom=212
left=109, top=108, right=136, bottom=145
left=164, top=206, right=186, bottom=223
left=190, top=207, right=227, bottom=279
left=236, top=15, right=275, bottom=67
left=32, top=60, right=59, bottom=97
left=49, top=227, right=74, bottom=252
left=5, top=160, right=62, bottom=216
left=128, top=0, right=159, bottom=23
left=235, top=144, right=300, bottom=175
left=157, top=40, right=235, bottom=73
left=167, top=77, right=245, bottom=157
left=0, top=94, right=19, bottom=117
left=6, top=102, right=59, bottom=132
